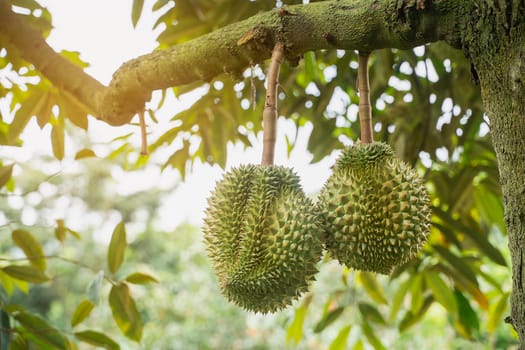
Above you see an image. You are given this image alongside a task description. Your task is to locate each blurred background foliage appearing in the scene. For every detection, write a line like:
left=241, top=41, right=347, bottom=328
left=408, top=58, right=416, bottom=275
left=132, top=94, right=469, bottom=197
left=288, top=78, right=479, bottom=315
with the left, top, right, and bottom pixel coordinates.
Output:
left=0, top=0, right=517, bottom=349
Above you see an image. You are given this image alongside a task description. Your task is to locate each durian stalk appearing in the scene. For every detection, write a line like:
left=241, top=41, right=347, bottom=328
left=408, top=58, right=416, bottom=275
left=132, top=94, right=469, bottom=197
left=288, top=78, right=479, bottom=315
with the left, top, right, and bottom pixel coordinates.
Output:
left=358, top=51, right=373, bottom=144
left=261, top=43, right=284, bottom=165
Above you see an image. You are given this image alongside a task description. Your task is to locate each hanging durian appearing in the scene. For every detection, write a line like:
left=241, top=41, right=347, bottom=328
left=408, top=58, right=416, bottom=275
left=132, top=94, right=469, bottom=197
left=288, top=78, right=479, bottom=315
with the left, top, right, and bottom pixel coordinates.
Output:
left=319, top=141, right=430, bottom=274
left=203, top=43, right=323, bottom=313
left=319, top=52, right=431, bottom=274
left=204, top=164, right=323, bottom=312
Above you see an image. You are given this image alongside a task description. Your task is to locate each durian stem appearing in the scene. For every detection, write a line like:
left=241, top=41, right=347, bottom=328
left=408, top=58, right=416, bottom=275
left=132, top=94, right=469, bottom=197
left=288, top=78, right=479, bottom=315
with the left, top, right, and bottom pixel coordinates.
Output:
left=358, top=51, right=373, bottom=144
left=261, top=43, right=284, bottom=165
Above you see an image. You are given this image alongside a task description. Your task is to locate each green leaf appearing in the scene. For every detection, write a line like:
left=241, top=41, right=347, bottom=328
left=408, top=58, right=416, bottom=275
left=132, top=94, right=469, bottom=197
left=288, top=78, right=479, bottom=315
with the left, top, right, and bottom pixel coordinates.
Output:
left=399, top=295, right=433, bottom=332
left=358, top=272, right=388, bottom=305
left=108, top=283, right=143, bottom=342
left=303, top=52, right=318, bottom=83
left=59, top=50, right=89, bottom=69
left=86, top=271, right=104, bottom=304
left=410, top=274, right=424, bottom=312
left=51, top=120, right=65, bottom=160
left=11, top=229, right=46, bottom=270
left=107, top=222, right=127, bottom=274
left=2, top=265, right=49, bottom=283
left=70, top=299, right=95, bottom=327
left=67, top=228, right=81, bottom=240
left=398, top=311, right=416, bottom=332
left=433, top=207, right=506, bottom=266
left=152, top=0, right=170, bottom=11
left=8, top=91, right=44, bottom=143
left=54, top=219, right=66, bottom=243
left=74, top=148, right=96, bottom=160
left=358, top=302, right=386, bottom=325
left=434, top=263, right=488, bottom=310
left=328, top=325, right=351, bottom=350
left=353, top=339, right=364, bottom=350
left=0, top=271, right=14, bottom=296
left=14, top=311, right=68, bottom=350
left=314, top=306, right=345, bottom=333
left=389, top=277, right=412, bottom=322
left=59, top=91, right=89, bottom=130
left=488, top=292, right=509, bottom=333
left=454, top=290, right=479, bottom=337
left=75, top=330, right=120, bottom=350
left=35, top=91, right=53, bottom=128
left=433, top=245, right=479, bottom=287
left=131, top=0, right=144, bottom=27
left=2, top=305, right=25, bottom=314
left=162, top=141, right=190, bottom=179
left=12, top=278, right=29, bottom=294
left=424, top=270, right=457, bottom=313
left=0, top=163, right=14, bottom=189
left=474, top=184, right=505, bottom=234
left=10, top=0, right=42, bottom=11
left=147, top=109, right=158, bottom=124
left=286, top=297, right=309, bottom=346
left=6, top=334, right=28, bottom=350
left=460, top=223, right=506, bottom=267
left=124, top=272, right=159, bottom=285
left=0, top=310, right=10, bottom=350
left=361, top=321, right=386, bottom=350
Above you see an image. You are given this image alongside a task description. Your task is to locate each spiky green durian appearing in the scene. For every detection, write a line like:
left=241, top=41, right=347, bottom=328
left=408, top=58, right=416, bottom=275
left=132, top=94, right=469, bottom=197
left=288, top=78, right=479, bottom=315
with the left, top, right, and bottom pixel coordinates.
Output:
left=319, top=142, right=431, bottom=274
left=203, top=165, right=324, bottom=313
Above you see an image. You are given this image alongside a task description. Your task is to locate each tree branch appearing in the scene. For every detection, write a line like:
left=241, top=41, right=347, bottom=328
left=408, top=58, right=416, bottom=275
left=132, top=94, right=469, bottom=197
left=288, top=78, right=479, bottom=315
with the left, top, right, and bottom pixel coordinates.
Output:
left=0, top=0, right=104, bottom=115
left=0, top=0, right=464, bottom=126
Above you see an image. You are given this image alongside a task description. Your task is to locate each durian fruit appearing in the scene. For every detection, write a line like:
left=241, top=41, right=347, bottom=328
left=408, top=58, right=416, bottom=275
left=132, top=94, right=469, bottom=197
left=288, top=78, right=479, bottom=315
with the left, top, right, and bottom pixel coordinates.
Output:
left=203, top=164, right=324, bottom=313
left=319, top=142, right=431, bottom=274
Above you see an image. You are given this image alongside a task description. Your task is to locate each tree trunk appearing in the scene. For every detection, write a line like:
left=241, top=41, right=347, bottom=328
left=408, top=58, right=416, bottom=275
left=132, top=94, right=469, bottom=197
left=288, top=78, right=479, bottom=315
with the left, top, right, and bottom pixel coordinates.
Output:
left=468, top=3, right=525, bottom=347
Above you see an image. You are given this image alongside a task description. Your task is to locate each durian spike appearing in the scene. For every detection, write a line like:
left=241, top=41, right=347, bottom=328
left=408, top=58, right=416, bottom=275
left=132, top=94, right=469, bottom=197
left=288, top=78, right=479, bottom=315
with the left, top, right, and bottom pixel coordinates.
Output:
left=262, top=43, right=284, bottom=165
left=358, top=51, right=373, bottom=144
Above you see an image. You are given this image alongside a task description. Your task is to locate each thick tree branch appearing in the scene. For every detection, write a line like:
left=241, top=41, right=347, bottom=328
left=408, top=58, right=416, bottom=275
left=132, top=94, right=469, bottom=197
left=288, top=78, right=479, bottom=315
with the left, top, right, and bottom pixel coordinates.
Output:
left=0, top=0, right=464, bottom=126
left=0, top=0, right=104, bottom=115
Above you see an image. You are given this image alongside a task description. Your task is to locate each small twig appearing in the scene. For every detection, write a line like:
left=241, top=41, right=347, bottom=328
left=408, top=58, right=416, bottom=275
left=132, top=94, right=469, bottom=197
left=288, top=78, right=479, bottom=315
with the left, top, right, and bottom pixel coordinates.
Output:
left=358, top=51, right=373, bottom=144
left=261, top=43, right=284, bottom=165
left=0, top=254, right=115, bottom=282
left=139, top=109, right=148, bottom=155
left=0, top=170, right=62, bottom=197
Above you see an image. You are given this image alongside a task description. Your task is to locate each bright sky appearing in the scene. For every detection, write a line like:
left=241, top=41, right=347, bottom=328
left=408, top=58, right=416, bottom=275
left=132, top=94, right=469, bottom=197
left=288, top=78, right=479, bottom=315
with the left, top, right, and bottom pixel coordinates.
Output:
left=4, top=0, right=335, bottom=231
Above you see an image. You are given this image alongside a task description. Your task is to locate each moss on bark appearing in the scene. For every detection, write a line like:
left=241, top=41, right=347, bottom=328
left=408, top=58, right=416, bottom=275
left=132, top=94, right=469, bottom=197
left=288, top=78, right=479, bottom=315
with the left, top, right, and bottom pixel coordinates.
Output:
left=465, top=1, right=525, bottom=347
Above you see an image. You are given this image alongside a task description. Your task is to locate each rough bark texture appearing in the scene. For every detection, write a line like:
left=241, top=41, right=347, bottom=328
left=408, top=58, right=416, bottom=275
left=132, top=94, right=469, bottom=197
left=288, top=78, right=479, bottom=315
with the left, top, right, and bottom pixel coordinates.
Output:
left=0, top=0, right=104, bottom=115
left=97, top=0, right=463, bottom=125
left=0, top=0, right=463, bottom=125
left=465, top=2, right=525, bottom=347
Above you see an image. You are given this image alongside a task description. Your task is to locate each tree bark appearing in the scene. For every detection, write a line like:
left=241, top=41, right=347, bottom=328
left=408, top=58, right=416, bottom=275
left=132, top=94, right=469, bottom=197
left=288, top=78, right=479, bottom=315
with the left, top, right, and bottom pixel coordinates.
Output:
left=0, top=0, right=463, bottom=126
left=466, top=2, right=525, bottom=347
left=0, top=0, right=104, bottom=115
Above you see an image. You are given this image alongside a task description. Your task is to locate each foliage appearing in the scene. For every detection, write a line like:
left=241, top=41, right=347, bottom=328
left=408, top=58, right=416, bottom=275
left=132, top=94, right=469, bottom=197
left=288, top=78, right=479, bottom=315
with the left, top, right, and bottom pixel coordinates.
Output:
left=0, top=0, right=518, bottom=349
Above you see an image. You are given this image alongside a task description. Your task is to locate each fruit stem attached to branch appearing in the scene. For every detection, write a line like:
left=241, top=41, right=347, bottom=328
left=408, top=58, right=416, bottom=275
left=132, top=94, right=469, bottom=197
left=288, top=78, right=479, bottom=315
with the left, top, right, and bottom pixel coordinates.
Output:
left=358, top=51, right=373, bottom=144
left=261, top=43, right=285, bottom=165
